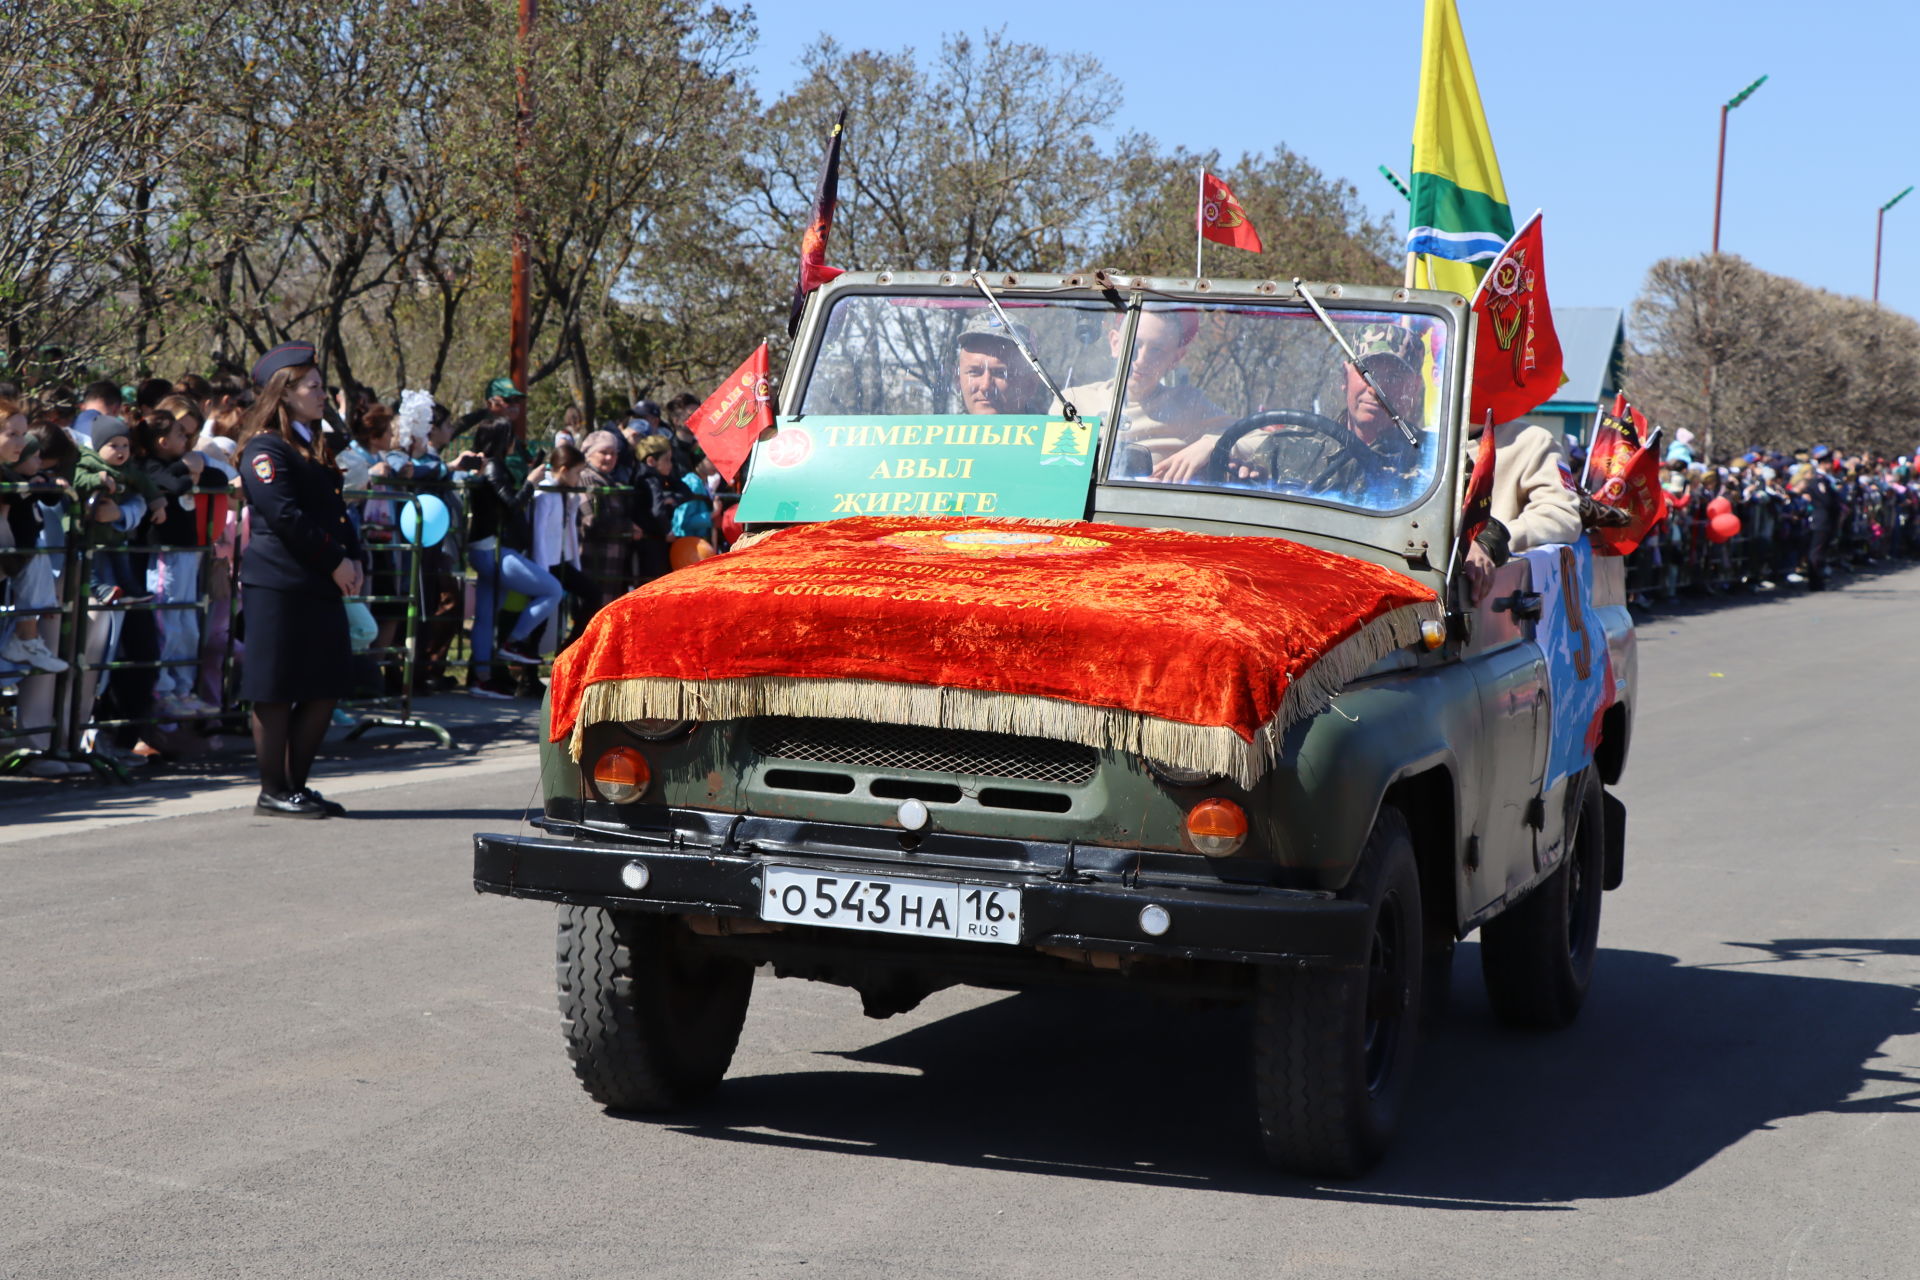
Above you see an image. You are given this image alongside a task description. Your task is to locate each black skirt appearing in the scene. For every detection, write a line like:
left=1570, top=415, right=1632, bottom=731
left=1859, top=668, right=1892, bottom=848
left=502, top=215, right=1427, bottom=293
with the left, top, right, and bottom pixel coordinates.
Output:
left=239, top=584, right=352, bottom=703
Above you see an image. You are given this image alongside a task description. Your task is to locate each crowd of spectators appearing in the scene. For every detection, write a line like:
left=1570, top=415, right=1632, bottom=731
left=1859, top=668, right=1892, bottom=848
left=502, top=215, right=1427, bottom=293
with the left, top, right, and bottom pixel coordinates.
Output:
left=1583, top=426, right=1920, bottom=603
left=0, top=370, right=734, bottom=778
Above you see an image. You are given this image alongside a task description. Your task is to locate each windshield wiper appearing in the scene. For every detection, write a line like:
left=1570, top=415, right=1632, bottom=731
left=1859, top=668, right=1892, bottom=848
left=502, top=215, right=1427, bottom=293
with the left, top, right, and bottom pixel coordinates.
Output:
left=969, top=270, right=1079, bottom=422
left=1291, top=277, right=1418, bottom=448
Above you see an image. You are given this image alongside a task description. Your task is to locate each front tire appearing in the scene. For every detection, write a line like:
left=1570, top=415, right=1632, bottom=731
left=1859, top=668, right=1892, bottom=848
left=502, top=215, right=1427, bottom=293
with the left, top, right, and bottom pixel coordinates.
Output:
left=1479, top=771, right=1605, bottom=1029
left=555, top=906, right=754, bottom=1111
left=1253, top=806, right=1424, bottom=1178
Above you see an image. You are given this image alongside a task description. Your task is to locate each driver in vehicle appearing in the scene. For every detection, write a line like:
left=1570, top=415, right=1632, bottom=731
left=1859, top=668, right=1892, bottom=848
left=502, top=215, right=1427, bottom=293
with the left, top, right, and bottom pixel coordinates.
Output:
left=1064, top=309, right=1227, bottom=469
left=1151, top=323, right=1427, bottom=501
left=953, top=313, right=1049, bottom=414
left=1246, top=351, right=1427, bottom=504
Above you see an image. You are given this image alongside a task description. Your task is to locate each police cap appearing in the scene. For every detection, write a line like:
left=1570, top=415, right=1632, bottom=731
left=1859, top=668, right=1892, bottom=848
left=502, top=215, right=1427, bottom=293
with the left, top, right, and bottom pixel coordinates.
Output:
left=251, top=341, right=317, bottom=388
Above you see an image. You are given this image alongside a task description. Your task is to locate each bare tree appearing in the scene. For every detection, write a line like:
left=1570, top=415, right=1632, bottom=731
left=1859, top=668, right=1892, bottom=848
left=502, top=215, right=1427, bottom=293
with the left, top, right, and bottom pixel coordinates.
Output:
left=751, top=32, right=1122, bottom=277
left=1630, top=254, right=1920, bottom=459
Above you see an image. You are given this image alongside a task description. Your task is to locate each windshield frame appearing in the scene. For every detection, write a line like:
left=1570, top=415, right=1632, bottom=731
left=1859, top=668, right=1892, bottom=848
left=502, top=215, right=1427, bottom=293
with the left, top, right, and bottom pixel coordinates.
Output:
left=1093, top=296, right=1459, bottom=521
left=774, top=274, right=1467, bottom=570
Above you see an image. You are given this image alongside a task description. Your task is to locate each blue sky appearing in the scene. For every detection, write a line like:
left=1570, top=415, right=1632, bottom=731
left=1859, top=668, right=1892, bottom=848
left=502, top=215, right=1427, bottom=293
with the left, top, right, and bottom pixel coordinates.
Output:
left=750, top=0, right=1920, bottom=323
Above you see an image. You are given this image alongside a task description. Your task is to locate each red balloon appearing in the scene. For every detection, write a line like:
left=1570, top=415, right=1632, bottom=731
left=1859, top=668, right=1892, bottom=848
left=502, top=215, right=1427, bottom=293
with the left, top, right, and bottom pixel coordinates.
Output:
left=1707, top=512, right=1741, bottom=543
left=1706, top=496, right=1733, bottom=518
left=717, top=506, right=743, bottom=548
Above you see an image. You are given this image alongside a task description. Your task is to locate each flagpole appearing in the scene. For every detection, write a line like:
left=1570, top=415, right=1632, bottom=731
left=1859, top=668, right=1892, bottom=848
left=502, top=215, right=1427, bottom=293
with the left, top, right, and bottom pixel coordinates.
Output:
left=1195, top=168, right=1205, bottom=279
left=1444, top=407, right=1497, bottom=598
left=1580, top=405, right=1603, bottom=488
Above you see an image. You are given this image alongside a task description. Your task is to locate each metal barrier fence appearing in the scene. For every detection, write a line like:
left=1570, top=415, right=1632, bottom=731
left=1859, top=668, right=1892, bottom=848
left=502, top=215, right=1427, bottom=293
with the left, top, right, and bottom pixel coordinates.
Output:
left=8, top=464, right=1912, bottom=780
left=1621, top=487, right=1920, bottom=602
left=1, top=471, right=704, bottom=781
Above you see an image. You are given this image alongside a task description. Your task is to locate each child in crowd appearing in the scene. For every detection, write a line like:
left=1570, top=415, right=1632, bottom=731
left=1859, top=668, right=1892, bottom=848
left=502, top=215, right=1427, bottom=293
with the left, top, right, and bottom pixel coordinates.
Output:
left=74, top=414, right=161, bottom=586
left=71, top=414, right=163, bottom=764
left=133, top=407, right=220, bottom=719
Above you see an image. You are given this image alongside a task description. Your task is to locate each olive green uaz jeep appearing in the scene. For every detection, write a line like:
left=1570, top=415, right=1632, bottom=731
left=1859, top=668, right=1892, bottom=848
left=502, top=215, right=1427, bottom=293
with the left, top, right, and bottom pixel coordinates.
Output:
left=474, top=270, right=1634, bottom=1177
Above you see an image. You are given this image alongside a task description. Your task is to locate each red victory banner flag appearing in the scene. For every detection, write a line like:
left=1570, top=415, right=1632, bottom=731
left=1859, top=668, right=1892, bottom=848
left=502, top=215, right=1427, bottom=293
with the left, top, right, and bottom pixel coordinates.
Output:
left=688, top=343, right=774, bottom=485
left=1585, top=393, right=1667, bottom=556
left=786, top=108, right=847, bottom=336
left=1469, top=209, right=1563, bottom=426
left=1198, top=171, right=1263, bottom=254
left=1456, top=410, right=1498, bottom=558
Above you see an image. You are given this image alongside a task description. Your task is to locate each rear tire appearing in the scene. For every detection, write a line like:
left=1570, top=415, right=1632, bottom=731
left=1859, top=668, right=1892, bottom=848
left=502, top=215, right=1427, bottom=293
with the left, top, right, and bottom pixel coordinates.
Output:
left=1253, top=806, right=1424, bottom=1178
left=555, top=906, right=754, bottom=1110
left=1479, top=771, right=1605, bottom=1030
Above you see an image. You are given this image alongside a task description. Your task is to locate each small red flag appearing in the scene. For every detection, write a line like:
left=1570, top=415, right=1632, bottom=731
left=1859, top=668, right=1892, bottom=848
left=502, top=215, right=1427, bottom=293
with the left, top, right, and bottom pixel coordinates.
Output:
left=1469, top=211, right=1563, bottom=427
left=1198, top=172, right=1263, bottom=254
left=688, top=344, right=774, bottom=486
left=1457, top=411, right=1498, bottom=554
left=1585, top=395, right=1667, bottom=556
left=787, top=110, right=847, bottom=337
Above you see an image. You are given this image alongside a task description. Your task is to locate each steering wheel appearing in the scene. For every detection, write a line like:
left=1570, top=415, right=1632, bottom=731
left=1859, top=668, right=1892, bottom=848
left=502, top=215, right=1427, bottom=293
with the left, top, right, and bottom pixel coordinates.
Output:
left=1204, top=410, right=1356, bottom=487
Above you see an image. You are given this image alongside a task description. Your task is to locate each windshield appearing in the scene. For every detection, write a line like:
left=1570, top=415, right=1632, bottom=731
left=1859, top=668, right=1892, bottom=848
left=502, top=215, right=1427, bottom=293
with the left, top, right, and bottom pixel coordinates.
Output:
left=797, top=292, right=1123, bottom=420
left=1103, top=302, right=1450, bottom=514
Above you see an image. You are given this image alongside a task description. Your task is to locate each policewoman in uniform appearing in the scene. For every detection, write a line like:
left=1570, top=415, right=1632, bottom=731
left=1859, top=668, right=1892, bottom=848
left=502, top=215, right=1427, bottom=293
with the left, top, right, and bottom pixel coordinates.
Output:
left=236, top=342, right=363, bottom=817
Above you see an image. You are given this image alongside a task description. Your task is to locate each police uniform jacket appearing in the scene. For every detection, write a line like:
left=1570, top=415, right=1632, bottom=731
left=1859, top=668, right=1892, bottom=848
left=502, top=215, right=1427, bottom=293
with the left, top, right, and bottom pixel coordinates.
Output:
left=239, top=430, right=363, bottom=593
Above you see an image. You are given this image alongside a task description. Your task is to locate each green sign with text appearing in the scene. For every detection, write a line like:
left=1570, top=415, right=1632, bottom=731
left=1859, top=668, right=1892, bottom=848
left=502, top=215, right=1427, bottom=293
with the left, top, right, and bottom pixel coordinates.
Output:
left=735, top=414, right=1102, bottom=524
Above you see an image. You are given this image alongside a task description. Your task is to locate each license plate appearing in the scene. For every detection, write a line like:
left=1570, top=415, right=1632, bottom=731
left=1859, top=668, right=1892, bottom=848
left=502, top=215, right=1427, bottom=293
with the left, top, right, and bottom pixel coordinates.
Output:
left=759, top=866, right=1021, bottom=946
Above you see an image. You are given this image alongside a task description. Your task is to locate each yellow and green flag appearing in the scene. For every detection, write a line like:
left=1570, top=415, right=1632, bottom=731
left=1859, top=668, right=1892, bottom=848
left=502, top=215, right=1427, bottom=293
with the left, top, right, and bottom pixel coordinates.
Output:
left=1407, top=0, right=1514, bottom=297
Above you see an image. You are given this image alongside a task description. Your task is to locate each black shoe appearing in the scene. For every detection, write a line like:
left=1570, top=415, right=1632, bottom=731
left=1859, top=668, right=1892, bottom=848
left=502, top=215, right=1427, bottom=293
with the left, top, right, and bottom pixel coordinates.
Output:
left=255, top=789, right=330, bottom=819
left=294, top=787, right=347, bottom=816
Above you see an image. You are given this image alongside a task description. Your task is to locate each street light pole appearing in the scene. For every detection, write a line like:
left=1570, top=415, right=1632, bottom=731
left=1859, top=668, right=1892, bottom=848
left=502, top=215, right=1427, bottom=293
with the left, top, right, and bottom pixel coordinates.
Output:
left=1711, top=74, right=1767, bottom=256
left=1874, top=185, right=1914, bottom=305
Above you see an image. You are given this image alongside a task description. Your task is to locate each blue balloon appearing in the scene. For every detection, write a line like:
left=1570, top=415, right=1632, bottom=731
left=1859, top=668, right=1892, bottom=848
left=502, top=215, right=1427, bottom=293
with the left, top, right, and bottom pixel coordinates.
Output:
left=398, top=493, right=451, bottom=547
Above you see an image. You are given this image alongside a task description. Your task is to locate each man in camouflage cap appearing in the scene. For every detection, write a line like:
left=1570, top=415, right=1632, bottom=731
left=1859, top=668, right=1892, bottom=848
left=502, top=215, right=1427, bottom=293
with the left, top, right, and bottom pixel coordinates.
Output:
left=1205, top=321, right=1430, bottom=504
left=952, top=312, right=1049, bottom=415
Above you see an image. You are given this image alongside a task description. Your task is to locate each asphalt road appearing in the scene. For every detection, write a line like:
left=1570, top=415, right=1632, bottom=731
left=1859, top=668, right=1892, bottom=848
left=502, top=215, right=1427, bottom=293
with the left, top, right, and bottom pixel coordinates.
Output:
left=5, top=571, right=1919, bottom=1279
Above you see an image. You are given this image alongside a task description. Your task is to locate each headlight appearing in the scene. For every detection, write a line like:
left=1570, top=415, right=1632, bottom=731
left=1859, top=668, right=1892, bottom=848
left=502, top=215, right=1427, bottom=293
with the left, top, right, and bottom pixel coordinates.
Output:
left=1146, top=757, right=1221, bottom=787
left=591, top=746, right=651, bottom=803
left=628, top=718, right=694, bottom=741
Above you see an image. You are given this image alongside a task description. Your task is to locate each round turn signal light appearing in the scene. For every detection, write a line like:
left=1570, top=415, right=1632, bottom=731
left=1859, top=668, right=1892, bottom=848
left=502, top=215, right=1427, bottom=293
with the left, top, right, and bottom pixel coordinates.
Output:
left=1184, top=797, right=1248, bottom=857
left=592, top=746, right=650, bottom=803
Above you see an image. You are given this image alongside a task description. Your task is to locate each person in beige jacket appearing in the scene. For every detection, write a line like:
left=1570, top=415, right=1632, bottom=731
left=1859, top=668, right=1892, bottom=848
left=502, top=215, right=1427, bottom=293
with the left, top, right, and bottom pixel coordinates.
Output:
left=1463, top=419, right=1583, bottom=602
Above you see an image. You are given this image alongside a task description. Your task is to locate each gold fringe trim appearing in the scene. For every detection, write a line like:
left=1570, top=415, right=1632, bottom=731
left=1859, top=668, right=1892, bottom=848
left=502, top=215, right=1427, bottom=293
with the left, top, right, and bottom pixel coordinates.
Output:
left=567, top=600, right=1440, bottom=787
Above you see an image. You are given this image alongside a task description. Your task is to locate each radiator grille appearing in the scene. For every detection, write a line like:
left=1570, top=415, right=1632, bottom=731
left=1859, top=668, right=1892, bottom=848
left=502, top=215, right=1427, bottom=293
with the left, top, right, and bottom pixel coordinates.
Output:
left=748, top=717, right=1097, bottom=786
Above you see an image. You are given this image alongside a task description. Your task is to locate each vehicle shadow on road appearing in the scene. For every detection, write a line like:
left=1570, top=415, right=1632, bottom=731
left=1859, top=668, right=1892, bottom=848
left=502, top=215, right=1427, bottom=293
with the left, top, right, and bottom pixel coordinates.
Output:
left=663, top=944, right=1919, bottom=1204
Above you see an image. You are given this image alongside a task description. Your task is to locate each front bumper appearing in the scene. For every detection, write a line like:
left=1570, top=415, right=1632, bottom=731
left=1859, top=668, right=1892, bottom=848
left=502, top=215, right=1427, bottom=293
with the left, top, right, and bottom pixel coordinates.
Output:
left=473, top=810, right=1370, bottom=968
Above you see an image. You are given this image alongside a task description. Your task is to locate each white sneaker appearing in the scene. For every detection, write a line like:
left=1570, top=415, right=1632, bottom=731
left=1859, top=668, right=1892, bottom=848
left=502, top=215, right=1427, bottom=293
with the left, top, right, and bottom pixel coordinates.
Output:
left=0, top=635, right=36, bottom=667
left=496, top=644, right=545, bottom=666
left=16, top=637, right=67, bottom=673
